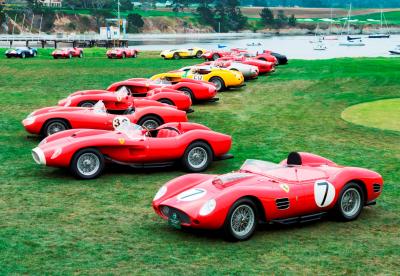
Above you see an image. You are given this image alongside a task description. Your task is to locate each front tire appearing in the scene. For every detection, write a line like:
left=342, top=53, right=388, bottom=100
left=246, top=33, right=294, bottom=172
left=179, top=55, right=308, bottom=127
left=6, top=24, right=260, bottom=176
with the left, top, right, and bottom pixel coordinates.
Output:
left=68, top=53, right=72, bottom=59
left=21, top=52, right=26, bottom=59
left=79, top=52, right=83, bottom=58
left=122, top=52, right=126, bottom=59
left=332, top=182, right=364, bottom=221
left=137, top=115, right=163, bottom=130
left=181, top=141, right=212, bottom=172
left=209, top=77, right=225, bottom=91
left=223, top=198, right=258, bottom=241
left=212, top=53, right=220, bottom=61
left=173, top=53, right=180, bottom=60
left=43, top=119, right=69, bottom=137
left=78, top=101, right=96, bottom=108
left=196, top=51, right=203, bottom=58
left=70, top=148, right=105, bottom=180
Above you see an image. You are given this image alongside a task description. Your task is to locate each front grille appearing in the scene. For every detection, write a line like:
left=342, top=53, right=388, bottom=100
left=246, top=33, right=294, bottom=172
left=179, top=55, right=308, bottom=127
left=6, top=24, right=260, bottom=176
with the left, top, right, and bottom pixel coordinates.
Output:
left=160, top=205, right=191, bottom=224
left=373, top=184, right=381, bottom=193
left=276, top=198, right=290, bottom=210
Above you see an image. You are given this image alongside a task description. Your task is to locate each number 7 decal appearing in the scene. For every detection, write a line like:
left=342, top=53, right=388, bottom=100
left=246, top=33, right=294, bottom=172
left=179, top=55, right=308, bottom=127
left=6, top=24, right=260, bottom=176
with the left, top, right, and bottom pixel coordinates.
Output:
left=314, top=180, right=335, bottom=208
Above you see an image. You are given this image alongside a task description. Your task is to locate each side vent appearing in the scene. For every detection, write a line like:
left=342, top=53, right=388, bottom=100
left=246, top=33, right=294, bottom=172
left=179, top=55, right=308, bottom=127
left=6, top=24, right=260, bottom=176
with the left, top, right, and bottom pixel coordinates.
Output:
left=373, top=184, right=381, bottom=193
left=276, top=198, right=290, bottom=210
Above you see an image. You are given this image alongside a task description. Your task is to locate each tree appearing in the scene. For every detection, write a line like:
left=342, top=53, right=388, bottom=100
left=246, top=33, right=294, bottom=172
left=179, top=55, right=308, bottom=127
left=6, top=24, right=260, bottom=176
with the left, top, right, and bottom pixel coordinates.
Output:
left=259, top=7, right=274, bottom=26
left=275, top=10, right=287, bottom=28
left=288, top=14, right=296, bottom=26
left=127, top=13, right=144, bottom=33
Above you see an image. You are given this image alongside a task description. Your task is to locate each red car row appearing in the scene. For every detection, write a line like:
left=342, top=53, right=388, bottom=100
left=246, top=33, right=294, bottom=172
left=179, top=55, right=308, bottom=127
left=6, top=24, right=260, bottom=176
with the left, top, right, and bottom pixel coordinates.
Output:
left=51, top=47, right=139, bottom=59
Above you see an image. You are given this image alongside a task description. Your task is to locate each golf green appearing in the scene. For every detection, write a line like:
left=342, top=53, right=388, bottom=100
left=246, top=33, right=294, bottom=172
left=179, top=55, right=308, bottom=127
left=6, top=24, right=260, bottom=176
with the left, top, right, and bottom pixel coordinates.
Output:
left=342, top=98, right=400, bottom=132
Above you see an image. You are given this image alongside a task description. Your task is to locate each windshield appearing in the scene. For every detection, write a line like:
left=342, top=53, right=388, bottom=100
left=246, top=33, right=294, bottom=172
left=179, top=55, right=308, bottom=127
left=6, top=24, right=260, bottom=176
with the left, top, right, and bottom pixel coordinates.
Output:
left=152, top=78, right=172, bottom=85
left=93, top=100, right=107, bottom=114
left=240, top=159, right=282, bottom=174
left=116, top=87, right=129, bottom=98
left=113, top=116, right=144, bottom=139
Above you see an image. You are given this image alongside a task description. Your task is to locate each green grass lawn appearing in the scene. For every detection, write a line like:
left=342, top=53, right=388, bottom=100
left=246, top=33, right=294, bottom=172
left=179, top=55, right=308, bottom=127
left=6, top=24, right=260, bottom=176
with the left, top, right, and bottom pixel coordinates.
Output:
left=342, top=98, right=400, bottom=132
left=0, top=49, right=399, bottom=274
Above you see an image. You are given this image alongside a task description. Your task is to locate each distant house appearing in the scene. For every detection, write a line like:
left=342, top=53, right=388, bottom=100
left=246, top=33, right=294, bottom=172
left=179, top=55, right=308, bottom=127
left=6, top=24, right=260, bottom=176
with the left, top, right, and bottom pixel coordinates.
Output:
left=39, top=0, right=62, bottom=7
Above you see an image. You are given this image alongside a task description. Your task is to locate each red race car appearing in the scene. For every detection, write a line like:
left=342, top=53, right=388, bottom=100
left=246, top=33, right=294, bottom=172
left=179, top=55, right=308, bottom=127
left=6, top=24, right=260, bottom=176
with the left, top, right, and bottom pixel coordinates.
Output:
left=217, top=56, right=275, bottom=74
left=57, top=87, right=194, bottom=113
left=153, top=152, right=383, bottom=241
left=31, top=121, right=233, bottom=179
left=106, top=48, right=139, bottom=59
left=108, top=78, right=218, bottom=103
left=22, top=100, right=188, bottom=137
left=202, top=50, right=232, bottom=61
left=52, top=47, right=83, bottom=59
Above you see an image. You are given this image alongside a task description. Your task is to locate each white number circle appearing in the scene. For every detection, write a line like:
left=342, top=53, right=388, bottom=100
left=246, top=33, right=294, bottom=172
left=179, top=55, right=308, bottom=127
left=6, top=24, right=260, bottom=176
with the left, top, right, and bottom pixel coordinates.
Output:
left=314, top=180, right=335, bottom=208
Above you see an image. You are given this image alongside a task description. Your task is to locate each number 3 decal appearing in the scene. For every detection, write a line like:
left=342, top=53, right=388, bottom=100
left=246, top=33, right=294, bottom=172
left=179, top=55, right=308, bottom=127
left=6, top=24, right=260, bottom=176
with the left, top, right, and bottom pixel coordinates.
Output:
left=314, top=180, right=335, bottom=207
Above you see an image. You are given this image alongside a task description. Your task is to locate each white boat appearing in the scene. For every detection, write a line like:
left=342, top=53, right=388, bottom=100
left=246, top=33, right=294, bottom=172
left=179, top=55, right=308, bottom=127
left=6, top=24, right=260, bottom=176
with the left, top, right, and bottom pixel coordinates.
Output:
left=339, top=4, right=365, bottom=47
left=314, top=42, right=327, bottom=50
left=389, top=45, right=400, bottom=55
left=369, top=10, right=390, bottom=38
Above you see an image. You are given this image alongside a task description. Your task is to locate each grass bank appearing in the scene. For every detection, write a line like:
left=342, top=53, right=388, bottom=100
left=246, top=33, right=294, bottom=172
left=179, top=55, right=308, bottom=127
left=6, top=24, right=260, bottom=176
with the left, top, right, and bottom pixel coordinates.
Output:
left=0, top=49, right=399, bottom=274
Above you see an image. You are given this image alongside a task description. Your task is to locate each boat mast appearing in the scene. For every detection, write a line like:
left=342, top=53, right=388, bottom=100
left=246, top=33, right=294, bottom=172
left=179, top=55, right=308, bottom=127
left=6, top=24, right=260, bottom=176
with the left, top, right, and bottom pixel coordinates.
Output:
left=347, top=3, right=352, bottom=35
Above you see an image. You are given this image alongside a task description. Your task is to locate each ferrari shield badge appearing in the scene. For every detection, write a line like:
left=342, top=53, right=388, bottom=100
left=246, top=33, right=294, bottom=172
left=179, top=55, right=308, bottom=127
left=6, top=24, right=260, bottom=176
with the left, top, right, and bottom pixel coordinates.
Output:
left=118, top=138, right=125, bottom=145
left=280, top=184, right=290, bottom=193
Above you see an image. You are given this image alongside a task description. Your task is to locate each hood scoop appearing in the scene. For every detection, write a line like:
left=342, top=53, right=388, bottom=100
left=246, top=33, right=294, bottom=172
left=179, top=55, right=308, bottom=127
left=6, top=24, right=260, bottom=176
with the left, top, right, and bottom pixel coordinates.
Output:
left=212, top=172, right=253, bottom=188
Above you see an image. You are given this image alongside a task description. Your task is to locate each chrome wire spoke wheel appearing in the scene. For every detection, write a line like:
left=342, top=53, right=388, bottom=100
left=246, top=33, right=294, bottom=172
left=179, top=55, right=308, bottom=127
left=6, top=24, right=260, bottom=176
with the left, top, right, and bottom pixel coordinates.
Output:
left=77, top=153, right=100, bottom=177
left=187, top=147, right=208, bottom=169
left=211, top=79, right=222, bottom=91
left=230, top=205, right=255, bottom=238
left=142, top=119, right=159, bottom=130
left=80, top=102, right=94, bottom=108
left=341, top=188, right=361, bottom=217
left=47, top=122, right=66, bottom=136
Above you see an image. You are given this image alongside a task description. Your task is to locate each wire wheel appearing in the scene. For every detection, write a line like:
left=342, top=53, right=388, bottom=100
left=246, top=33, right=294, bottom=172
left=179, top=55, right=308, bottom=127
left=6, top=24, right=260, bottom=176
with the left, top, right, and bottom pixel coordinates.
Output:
left=230, top=204, right=255, bottom=238
left=187, top=147, right=208, bottom=169
left=212, top=54, right=219, bottom=60
left=76, top=152, right=100, bottom=177
left=68, top=53, right=72, bottom=59
left=21, top=52, right=26, bottom=59
left=141, top=119, right=160, bottom=130
left=173, top=53, right=180, bottom=60
left=196, top=51, right=203, bottom=58
left=210, top=77, right=224, bottom=91
left=79, top=101, right=95, bottom=108
left=46, top=121, right=67, bottom=136
left=340, top=188, right=362, bottom=217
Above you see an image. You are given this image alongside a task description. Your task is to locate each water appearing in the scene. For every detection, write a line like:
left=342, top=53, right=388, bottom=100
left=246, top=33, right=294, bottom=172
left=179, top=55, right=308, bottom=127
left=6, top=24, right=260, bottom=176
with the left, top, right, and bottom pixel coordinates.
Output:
left=129, top=34, right=400, bottom=60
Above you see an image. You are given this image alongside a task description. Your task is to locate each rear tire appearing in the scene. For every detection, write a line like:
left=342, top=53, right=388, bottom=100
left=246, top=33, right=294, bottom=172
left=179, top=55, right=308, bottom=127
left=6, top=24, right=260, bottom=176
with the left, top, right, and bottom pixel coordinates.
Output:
left=43, top=119, right=69, bottom=137
left=178, top=87, right=195, bottom=101
left=223, top=198, right=258, bottom=241
left=181, top=141, right=212, bottom=172
left=332, top=182, right=364, bottom=221
left=209, top=76, right=225, bottom=91
left=137, top=115, right=163, bottom=130
left=196, top=51, right=203, bottom=58
left=212, top=53, right=220, bottom=61
left=79, top=52, right=83, bottom=58
left=122, top=52, right=126, bottom=59
left=68, top=53, right=72, bottom=59
left=21, top=52, right=26, bottom=59
left=70, top=148, right=105, bottom=180
left=173, top=52, right=180, bottom=60
left=78, top=101, right=96, bottom=108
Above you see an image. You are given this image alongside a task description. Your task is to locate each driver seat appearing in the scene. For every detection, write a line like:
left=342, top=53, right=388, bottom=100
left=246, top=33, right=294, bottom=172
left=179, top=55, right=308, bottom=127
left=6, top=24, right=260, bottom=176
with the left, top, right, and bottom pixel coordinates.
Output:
left=287, top=152, right=302, bottom=165
left=157, top=128, right=180, bottom=138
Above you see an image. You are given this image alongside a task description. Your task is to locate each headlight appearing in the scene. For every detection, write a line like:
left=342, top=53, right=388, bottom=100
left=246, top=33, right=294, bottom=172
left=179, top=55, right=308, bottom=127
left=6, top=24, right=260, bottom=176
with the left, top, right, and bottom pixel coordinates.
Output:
left=154, top=185, right=167, bottom=201
left=24, top=116, right=36, bottom=125
left=199, top=199, right=216, bottom=216
left=51, top=148, right=62, bottom=159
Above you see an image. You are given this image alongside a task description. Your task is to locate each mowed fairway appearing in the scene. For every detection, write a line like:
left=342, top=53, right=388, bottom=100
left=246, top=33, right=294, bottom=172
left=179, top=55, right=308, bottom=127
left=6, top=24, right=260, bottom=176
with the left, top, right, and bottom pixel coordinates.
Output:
left=0, top=49, right=399, bottom=274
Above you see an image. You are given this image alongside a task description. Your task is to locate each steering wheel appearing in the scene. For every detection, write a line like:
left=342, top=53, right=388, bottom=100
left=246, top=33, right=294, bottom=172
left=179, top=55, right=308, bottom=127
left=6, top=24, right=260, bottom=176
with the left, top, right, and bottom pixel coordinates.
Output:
left=158, top=126, right=181, bottom=135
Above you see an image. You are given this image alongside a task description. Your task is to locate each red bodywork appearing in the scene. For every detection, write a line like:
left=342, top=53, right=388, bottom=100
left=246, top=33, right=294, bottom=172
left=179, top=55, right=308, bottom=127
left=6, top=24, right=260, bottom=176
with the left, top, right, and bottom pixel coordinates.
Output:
left=52, top=48, right=83, bottom=59
left=31, top=122, right=232, bottom=172
left=108, top=78, right=218, bottom=102
left=22, top=104, right=188, bottom=136
left=153, top=152, right=383, bottom=230
left=202, top=50, right=232, bottom=61
left=106, top=48, right=138, bottom=59
left=232, top=49, right=278, bottom=64
left=57, top=89, right=193, bottom=112
left=217, top=56, right=275, bottom=74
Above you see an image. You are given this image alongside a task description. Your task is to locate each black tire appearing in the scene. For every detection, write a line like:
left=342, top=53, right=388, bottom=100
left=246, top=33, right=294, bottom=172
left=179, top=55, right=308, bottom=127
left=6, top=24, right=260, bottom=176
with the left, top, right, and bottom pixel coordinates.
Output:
left=78, top=101, right=96, bottom=108
left=70, top=148, right=105, bottom=180
left=33, top=51, right=37, bottom=57
left=195, top=50, right=203, bottom=58
left=132, top=52, right=137, bottom=58
left=223, top=198, right=258, bottom=241
left=332, top=182, right=364, bottom=221
left=79, top=51, right=83, bottom=58
left=181, top=141, right=213, bottom=172
left=42, top=119, right=69, bottom=137
left=178, top=87, right=195, bottom=101
left=21, top=52, right=26, bottom=59
left=173, top=52, right=180, bottom=60
left=158, top=99, right=174, bottom=106
left=258, top=57, right=266, bottom=61
left=122, top=52, right=126, bottom=59
left=53, top=56, right=58, bottom=59
left=137, top=115, right=163, bottom=130
left=68, top=53, right=72, bottom=59
left=209, top=76, right=225, bottom=91
left=212, top=53, right=220, bottom=61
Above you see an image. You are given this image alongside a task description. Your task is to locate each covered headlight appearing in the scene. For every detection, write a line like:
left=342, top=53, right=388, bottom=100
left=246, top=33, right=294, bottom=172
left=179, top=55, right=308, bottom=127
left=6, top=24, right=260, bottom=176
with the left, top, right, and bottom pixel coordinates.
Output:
left=32, top=147, right=46, bottom=165
left=23, top=116, right=36, bottom=125
left=199, top=199, right=216, bottom=216
left=154, top=185, right=167, bottom=201
left=65, top=98, right=72, bottom=107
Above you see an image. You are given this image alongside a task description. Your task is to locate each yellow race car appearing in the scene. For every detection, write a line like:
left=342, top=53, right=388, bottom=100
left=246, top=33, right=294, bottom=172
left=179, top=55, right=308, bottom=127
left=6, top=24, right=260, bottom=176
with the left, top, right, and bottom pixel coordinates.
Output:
left=160, top=47, right=207, bottom=60
left=151, top=65, right=245, bottom=91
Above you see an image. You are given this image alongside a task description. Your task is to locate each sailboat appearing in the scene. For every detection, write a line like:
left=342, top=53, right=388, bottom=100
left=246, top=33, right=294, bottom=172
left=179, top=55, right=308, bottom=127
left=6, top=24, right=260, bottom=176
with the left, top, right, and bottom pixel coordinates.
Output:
left=324, top=8, right=339, bottom=40
left=339, top=4, right=365, bottom=47
left=389, top=45, right=400, bottom=55
left=369, top=10, right=390, bottom=38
